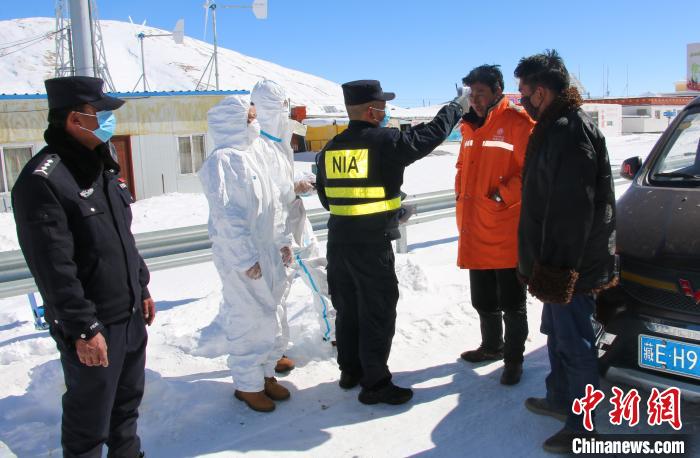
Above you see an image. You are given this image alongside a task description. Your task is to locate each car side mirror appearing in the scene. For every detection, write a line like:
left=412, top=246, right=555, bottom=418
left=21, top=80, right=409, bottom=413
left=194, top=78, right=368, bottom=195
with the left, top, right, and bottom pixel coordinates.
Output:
left=620, top=156, right=642, bottom=180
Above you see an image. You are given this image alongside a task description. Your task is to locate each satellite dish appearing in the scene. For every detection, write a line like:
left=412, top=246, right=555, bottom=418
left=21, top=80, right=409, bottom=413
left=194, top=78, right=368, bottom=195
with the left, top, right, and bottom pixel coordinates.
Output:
left=173, top=19, right=185, bottom=44
left=252, top=0, right=267, bottom=19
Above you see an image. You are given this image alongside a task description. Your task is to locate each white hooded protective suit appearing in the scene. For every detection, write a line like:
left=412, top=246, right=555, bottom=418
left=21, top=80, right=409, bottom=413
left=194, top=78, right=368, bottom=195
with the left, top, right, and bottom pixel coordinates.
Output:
left=198, top=95, right=289, bottom=392
left=251, top=80, right=335, bottom=342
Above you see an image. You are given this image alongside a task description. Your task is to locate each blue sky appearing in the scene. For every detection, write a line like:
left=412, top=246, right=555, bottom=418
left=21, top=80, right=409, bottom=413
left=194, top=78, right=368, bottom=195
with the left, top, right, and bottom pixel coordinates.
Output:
left=1, top=0, right=697, bottom=107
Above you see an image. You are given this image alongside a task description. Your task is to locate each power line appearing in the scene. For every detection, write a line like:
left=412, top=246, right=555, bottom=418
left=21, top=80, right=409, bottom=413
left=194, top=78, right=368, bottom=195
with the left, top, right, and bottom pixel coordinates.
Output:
left=0, top=30, right=60, bottom=51
left=0, top=31, right=61, bottom=58
left=0, top=32, right=52, bottom=49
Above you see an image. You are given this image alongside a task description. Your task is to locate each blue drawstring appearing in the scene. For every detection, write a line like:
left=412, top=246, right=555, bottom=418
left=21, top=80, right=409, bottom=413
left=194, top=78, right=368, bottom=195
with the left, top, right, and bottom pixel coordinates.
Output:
left=261, top=130, right=283, bottom=143
left=296, top=254, right=332, bottom=341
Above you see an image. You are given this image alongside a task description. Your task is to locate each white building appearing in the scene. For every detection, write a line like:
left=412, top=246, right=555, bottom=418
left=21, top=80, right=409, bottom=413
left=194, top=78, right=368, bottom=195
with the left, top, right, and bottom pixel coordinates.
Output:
left=583, top=96, right=696, bottom=134
left=581, top=103, right=622, bottom=137
left=0, top=90, right=247, bottom=210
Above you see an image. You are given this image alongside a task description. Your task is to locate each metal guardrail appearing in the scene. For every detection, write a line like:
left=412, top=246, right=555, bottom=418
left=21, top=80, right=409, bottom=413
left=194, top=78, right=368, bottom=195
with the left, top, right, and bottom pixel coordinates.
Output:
left=0, top=166, right=628, bottom=299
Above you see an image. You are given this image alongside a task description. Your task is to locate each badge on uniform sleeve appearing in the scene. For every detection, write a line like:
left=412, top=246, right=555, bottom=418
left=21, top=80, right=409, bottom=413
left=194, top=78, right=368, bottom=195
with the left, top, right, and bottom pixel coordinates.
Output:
left=79, top=188, right=94, bottom=199
left=32, top=155, right=60, bottom=178
left=117, top=178, right=133, bottom=202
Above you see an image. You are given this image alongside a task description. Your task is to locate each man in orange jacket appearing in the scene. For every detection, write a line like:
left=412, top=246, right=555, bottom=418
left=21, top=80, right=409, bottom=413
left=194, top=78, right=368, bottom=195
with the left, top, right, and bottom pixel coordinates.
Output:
left=455, top=65, right=534, bottom=385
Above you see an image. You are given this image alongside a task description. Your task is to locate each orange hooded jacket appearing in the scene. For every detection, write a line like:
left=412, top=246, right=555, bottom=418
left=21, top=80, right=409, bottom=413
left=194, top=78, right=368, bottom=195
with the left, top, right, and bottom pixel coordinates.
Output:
left=455, top=97, right=534, bottom=269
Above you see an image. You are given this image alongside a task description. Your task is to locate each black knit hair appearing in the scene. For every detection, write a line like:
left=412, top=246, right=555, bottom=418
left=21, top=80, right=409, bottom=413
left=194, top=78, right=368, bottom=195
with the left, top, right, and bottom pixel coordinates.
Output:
left=462, top=64, right=504, bottom=93
left=47, top=104, right=89, bottom=127
left=514, top=49, right=570, bottom=94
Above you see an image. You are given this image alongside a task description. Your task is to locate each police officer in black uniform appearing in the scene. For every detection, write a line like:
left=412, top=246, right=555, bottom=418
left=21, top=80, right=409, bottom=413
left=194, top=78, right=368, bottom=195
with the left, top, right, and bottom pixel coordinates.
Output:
left=12, top=76, right=154, bottom=458
left=315, top=80, right=469, bottom=405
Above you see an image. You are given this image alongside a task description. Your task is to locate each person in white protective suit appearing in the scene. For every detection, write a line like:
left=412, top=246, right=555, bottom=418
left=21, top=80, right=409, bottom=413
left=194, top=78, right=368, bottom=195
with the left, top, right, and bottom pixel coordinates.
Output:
left=251, top=80, right=336, bottom=357
left=198, top=95, right=293, bottom=413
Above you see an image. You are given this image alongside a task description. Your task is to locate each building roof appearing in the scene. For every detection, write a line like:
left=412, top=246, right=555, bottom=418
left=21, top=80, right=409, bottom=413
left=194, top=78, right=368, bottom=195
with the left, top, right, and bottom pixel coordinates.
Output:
left=0, top=89, right=249, bottom=101
left=583, top=95, right=695, bottom=106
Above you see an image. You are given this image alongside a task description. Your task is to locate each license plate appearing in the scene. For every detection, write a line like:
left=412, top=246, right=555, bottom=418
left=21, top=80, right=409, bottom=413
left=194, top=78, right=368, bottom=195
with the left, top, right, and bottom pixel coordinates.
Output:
left=639, top=334, right=700, bottom=380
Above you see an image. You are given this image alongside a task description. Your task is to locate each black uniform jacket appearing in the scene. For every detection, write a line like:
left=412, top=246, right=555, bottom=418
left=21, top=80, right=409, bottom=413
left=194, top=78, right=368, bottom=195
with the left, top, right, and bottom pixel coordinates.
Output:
left=12, top=127, right=150, bottom=341
left=518, top=92, right=617, bottom=304
left=316, top=102, right=462, bottom=244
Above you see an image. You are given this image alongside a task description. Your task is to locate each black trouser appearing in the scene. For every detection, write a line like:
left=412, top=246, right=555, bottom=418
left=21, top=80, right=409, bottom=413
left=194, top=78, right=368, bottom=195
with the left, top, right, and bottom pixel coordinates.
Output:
left=51, top=311, right=147, bottom=458
left=469, top=268, right=528, bottom=363
left=327, top=241, right=400, bottom=389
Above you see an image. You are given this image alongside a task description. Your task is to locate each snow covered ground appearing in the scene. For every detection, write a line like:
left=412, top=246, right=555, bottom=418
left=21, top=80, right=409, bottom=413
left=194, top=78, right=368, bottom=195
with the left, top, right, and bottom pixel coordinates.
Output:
left=2, top=133, right=698, bottom=457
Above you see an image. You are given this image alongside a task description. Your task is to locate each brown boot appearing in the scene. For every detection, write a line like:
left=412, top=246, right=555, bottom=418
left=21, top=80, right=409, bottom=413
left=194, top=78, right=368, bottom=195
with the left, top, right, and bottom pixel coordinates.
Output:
left=264, top=377, right=291, bottom=401
left=234, top=390, right=275, bottom=412
left=274, top=355, right=295, bottom=374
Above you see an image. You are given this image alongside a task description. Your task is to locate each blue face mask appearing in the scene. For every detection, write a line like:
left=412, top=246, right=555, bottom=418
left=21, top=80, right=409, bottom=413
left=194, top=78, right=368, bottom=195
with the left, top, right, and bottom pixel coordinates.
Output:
left=379, top=108, right=390, bottom=128
left=78, top=110, right=116, bottom=143
left=370, top=106, right=390, bottom=127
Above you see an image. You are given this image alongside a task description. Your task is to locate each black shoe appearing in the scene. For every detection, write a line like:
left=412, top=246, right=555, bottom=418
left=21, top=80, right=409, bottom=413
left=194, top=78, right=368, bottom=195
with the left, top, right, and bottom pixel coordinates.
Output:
left=460, top=346, right=503, bottom=363
left=525, top=397, right=568, bottom=422
left=543, top=427, right=595, bottom=454
left=339, top=371, right=362, bottom=389
left=500, top=362, right=523, bottom=385
left=358, top=382, right=413, bottom=405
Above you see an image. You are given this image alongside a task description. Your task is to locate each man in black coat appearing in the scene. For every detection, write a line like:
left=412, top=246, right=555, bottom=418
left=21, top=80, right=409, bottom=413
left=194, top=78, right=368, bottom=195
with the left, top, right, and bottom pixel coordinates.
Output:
left=514, top=51, right=617, bottom=454
left=315, top=80, right=468, bottom=405
left=12, top=76, right=155, bottom=458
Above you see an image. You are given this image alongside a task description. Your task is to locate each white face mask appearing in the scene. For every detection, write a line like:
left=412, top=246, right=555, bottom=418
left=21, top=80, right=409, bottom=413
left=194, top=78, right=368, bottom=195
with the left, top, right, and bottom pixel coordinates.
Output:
left=247, top=119, right=261, bottom=144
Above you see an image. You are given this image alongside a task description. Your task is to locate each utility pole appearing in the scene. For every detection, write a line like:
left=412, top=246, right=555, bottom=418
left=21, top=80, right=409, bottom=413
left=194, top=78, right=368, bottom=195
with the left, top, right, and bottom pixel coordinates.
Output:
left=212, top=3, right=220, bottom=91
left=69, top=0, right=93, bottom=77
left=138, top=33, right=148, bottom=91
left=67, top=0, right=115, bottom=90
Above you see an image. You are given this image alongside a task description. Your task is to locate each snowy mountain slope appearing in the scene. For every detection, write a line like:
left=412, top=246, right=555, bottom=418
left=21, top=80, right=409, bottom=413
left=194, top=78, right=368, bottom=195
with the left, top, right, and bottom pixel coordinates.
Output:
left=0, top=17, right=345, bottom=115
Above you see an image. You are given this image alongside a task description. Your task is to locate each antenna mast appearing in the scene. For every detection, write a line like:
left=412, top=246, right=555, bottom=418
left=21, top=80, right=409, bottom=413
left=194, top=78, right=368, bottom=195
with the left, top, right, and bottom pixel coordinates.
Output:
left=197, top=0, right=268, bottom=91
left=89, top=0, right=116, bottom=91
left=54, top=0, right=74, bottom=77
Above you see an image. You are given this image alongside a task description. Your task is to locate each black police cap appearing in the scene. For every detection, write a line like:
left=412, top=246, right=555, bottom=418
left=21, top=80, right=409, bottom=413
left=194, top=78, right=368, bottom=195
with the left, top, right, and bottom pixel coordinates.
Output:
left=341, top=80, right=395, bottom=106
left=44, top=76, right=125, bottom=111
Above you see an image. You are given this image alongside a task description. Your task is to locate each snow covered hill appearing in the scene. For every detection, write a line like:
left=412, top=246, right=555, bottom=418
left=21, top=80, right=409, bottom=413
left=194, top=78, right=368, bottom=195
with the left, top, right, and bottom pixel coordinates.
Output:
left=0, top=17, right=345, bottom=115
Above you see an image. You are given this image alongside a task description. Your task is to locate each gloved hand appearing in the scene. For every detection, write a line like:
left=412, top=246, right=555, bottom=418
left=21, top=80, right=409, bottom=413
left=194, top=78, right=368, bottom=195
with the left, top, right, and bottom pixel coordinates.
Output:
left=453, top=84, right=471, bottom=113
left=280, top=246, right=293, bottom=267
left=294, top=180, right=315, bottom=196
left=246, top=262, right=262, bottom=279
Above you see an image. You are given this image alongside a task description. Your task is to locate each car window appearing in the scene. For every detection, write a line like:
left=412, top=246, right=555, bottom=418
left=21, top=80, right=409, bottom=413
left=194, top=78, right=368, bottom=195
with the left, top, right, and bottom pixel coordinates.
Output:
left=650, top=110, right=700, bottom=185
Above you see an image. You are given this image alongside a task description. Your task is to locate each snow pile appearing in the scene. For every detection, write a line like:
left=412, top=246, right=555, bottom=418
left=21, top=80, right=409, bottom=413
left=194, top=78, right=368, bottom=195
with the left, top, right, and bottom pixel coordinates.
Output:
left=0, top=18, right=345, bottom=116
left=396, top=257, right=430, bottom=292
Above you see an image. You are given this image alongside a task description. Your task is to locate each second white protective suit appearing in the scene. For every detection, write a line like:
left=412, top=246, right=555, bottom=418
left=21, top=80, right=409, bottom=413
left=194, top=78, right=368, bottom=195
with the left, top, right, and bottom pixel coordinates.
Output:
left=252, top=80, right=335, bottom=342
left=198, top=95, right=289, bottom=392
